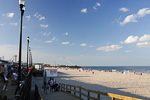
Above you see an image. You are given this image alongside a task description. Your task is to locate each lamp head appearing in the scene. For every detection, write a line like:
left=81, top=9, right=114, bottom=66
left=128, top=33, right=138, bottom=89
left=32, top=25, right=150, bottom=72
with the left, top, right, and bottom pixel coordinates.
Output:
left=22, top=6, right=25, bottom=11
left=27, top=36, right=30, bottom=41
left=19, top=0, right=25, bottom=5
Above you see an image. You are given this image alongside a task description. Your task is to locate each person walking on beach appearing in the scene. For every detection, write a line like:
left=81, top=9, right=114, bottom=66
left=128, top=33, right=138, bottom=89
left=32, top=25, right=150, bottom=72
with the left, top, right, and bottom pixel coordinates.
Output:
left=43, top=77, right=48, bottom=94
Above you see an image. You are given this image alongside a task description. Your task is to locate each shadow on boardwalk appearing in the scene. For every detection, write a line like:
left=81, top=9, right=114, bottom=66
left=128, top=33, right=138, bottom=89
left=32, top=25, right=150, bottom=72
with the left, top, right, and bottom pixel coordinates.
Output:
left=31, top=76, right=80, bottom=100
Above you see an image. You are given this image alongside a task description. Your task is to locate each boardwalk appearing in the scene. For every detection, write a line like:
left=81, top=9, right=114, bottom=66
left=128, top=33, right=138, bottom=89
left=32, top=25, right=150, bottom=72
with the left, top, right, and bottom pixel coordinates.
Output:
left=32, top=76, right=80, bottom=100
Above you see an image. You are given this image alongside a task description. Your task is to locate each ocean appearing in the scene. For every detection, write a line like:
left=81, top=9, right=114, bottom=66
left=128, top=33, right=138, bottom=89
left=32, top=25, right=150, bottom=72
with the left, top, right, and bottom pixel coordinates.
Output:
left=81, top=66, right=150, bottom=73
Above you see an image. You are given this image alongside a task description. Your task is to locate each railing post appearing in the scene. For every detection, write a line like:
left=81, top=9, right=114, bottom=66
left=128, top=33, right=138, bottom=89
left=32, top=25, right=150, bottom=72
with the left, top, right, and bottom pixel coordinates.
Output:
left=98, top=93, right=100, bottom=99
left=88, top=90, right=90, bottom=100
left=66, top=85, right=68, bottom=92
left=112, top=97, right=115, bottom=100
left=60, top=83, right=62, bottom=91
left=79, top=86, right=81, bottom=98
left=74, top=87, right=76, bottom=96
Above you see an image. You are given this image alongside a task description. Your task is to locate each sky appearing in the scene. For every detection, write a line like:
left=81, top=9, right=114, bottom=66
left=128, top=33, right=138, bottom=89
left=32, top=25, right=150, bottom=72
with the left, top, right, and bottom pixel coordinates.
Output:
left=0, top=0, right=150, bottom=66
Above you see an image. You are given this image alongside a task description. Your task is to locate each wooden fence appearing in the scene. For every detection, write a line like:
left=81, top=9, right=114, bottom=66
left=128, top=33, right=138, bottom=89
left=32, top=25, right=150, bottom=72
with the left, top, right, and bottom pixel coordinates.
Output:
left=35, top=84, right=43, bottom=100
left=59, top=83, right=143, bottom=100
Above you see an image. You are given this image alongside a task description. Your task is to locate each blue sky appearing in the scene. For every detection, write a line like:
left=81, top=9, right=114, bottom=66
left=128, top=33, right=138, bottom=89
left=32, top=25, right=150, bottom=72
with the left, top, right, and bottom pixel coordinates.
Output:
left=0, top=0, right=150, bottom=66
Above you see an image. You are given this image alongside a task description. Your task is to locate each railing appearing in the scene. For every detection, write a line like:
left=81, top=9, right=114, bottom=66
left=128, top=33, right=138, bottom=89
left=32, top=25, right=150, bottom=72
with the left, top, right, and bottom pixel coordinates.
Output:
left=0, top=77, right=8, bottom=100
left=0, top=82, right=5, bottom=100
left=15, top=69, right=33, bottom=100
left=59, top=83, right=143, bottom=100
left=0, top=83, right=4, bottom=94
left=35, top=84, right=43, bottom=100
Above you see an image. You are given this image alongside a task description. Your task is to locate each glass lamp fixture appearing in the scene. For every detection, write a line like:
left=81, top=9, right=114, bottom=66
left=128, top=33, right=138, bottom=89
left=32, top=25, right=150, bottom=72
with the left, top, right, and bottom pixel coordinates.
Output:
left=22, top=6, right=25, bottom=11
left=19, top=0, right=25, bottom=5
left=27, top=36, right=30, bottom=41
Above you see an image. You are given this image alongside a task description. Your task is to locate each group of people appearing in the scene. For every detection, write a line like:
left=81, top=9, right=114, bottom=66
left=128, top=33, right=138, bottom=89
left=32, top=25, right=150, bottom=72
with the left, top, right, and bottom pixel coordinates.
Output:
left=43, top=77, right=59, bottom=94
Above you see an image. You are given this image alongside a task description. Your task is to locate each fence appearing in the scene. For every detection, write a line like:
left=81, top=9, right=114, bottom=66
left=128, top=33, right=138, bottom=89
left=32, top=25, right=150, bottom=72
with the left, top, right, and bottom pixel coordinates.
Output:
left=15, top=69, right=33, bottom=100
left=35, top=84, right=43, bottom=100
left=59, top=83, right=143, bottom=100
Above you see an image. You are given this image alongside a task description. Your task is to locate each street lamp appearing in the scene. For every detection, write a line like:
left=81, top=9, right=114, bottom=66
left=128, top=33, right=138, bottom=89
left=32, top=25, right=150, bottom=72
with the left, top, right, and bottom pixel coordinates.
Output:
left=18, top=0, right=25, bottom=87
left=27, top=36, right=30, bottom=73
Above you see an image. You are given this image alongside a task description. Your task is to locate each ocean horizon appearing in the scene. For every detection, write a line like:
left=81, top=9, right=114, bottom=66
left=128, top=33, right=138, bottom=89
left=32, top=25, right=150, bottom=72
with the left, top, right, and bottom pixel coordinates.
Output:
left=81, top=66, right=150, bottom=73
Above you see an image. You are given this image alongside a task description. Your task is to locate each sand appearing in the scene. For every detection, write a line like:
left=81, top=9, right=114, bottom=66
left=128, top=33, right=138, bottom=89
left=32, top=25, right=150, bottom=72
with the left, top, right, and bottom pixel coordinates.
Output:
left=55, top=68, right=150, bottom=99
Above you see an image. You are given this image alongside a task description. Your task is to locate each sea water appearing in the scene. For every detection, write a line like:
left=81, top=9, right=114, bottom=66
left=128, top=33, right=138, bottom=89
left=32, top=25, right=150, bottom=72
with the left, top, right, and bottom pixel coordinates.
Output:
left=81, top=66, right=150, bottom=73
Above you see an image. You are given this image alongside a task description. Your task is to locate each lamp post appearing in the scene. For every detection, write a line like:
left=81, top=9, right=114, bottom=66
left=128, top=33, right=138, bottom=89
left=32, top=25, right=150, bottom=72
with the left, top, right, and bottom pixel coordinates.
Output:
left=30, top=51, right=33, bottom=67
left=27, top=36, right=30, bottom=73
left=28, top=47, right=33, bottom=67
left=18, top=0, right=25, bottom=87
left=29, top=47, right=31, bottom=67
left=29, top=47, right=33, bottom=67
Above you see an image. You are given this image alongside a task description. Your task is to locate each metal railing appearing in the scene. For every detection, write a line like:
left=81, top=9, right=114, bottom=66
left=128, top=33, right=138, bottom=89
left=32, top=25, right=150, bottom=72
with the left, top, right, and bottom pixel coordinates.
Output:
left=59, top=83, right=143, bottom=100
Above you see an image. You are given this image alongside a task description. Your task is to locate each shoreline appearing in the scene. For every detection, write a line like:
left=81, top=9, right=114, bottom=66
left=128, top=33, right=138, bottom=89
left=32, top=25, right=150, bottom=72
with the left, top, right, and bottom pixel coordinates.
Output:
left=81, top=66, right=150, bottom=73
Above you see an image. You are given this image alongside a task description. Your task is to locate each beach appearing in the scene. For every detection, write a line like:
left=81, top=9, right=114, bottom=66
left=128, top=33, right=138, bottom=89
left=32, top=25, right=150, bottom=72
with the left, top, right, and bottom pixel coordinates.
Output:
left=55, top=68, right=150, bottom=99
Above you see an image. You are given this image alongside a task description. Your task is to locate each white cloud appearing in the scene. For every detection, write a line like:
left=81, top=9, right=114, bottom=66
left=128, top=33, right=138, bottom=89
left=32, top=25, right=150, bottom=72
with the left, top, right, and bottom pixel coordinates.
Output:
left=45, top=41, right=52, bottom=43
left=45, top=36, right=56, bottom=44
left=139, top=34, right=150, bottom=41
left=62, top=42, right=70, bottom=45
left=89, top=45, right=94, bottom=47
left=39, top=16, right=46, bottom=20
left=93, top=2, right=101, bottom=10
left=125, top=50, right=132, bottom=53
left=96, top=44, right=123, bottom=51
left=119, top=7, right=130, bottom=12
left=34, top=12, right=46, bottom=20
left=70, top=43, right=75, bottom=46
left=136, top=42, right=150, bottom=48
left=137, top=8, right=150, bottom=18
left=40, top=24, right=48, bottom=28
left=120, top=14, right=137, bottom=25
left=52, top=36, right=56, bottom=41
left=81, top=8, right=87, bottom=13
left=120, top=35, right=138, bottom=44
left=2, top=13, right=14, bottom=18
left=120, top=8, right=150, bottom=26
left=26, top=15, right=31, bottom=20
left=41, top=32, right=51, bottom=36
left=112, top=16, right=122, bottom=24
left=34, top=39, right=41, bottom=43
left=0, top=24, right=4, bottom=26
left=7, top=13, right=14, bottom=18
left=93, top=7, right=97, bottom=10
left=34, top=12, right=38, bottom=17
left=65, top=32, right=69, bottom=36
left=10, top=23, right=18, bottom=26
left=96, top=3, right=101, bottom=6
left=80, top=43, right=87, bottom=46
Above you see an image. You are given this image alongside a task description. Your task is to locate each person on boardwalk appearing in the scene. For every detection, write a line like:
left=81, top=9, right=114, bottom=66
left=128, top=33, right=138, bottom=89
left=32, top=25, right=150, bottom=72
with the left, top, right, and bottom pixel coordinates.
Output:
left=48, top=77, right=54, bottom=92
left=43, top=77, right=48, bottom=94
